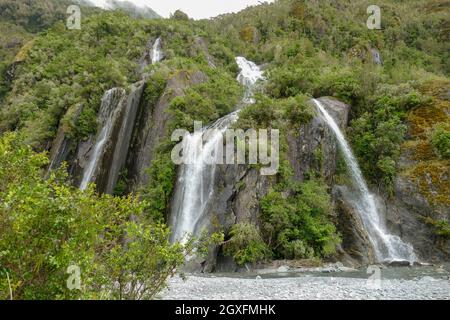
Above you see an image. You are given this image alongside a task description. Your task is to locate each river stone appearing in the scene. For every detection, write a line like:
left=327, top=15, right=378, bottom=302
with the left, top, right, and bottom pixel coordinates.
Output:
left=277, top=266, right=290, bottom=272
left=387, top=260, right=412, bottom=267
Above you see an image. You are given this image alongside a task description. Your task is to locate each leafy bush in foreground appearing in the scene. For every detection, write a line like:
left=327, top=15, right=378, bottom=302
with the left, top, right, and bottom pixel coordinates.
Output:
left=0, top=133, right=186, bottom=300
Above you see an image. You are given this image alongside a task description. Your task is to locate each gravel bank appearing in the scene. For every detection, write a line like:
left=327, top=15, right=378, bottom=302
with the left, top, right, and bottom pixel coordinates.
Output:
left=162, top=275, right=450, bottom=300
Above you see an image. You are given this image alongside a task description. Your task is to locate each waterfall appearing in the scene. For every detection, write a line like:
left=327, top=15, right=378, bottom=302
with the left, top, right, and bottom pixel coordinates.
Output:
left=151, top=37, right=163, bottom=64
left=79, top=37, right=163, bottom=192
left=312, top=99, right=416, bottom=264
left=103, top=81, right=145, bottom=194
left=170, top=57, right=265, bottom=243
left=79, top=88, right=125, bottom=190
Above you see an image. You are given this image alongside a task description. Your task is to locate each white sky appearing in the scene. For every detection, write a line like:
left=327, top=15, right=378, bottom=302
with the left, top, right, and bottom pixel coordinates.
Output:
left=89, top=0, right=274, bottom=20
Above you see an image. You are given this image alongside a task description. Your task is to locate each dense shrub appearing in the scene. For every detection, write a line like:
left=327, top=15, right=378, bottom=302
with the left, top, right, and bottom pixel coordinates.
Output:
left=223, top=223, right=270, bottom=265
left=260, top=179, right=340, bottom=259
left=430, top=123, right=450, bottom=159
left=0, top=133, right=186, bottom=300
left=171, top=10, right=189, bottom=21
left=349, top=87, right=429, bottom=192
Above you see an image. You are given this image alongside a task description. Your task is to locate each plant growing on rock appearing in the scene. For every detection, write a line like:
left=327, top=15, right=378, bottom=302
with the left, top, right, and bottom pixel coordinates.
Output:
left=223, top=223, right=270, bottom=266
left=430, top=123, right=450, bottom=159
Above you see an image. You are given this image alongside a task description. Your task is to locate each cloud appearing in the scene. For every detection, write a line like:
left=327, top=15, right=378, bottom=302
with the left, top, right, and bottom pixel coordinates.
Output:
left=86, top=0, right=274, bottom=19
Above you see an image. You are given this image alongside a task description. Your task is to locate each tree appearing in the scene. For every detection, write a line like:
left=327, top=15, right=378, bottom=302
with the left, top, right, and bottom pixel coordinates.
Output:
left=171, top=10, right=189, bottom=21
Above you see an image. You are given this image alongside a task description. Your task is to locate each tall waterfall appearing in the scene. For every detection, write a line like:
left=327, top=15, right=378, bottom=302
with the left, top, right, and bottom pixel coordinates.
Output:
left=313, top=99, right=416, bottom=264
left=80, top=88, right=124, bottom=190
left=170, top=57, right=265, bottom=243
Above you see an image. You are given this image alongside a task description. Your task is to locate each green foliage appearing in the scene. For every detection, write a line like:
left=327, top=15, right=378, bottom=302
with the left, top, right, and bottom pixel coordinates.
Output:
left=423, top=217, right=450, bottom=239
left=235, top=94, right=313, bottom=131
left=0, top=133, right=186, bottom=300
left=0, top=0, right=448, bottom=284
left=279, top=94, right=314, bottom=129
left=349, top=87, right=429, bottom=192
left=171, top=10, right=189, bottom=21
left=315, top=69, right=362, bottom=105
left=143, top=151, right=176, bottom=222
left=207, top=0, right=447, bottom=192
left=260, top=179, right=340, bottom=259
left=430, top=123, right=450, bottom=159
left=168, top=69, right=241, bottom=130
left=235, top=94, right=280, bottom=129
left=144, top=70, right=167, bottom=107
left=212, top=0, right=449, bottom=75
left=239, top=27, right=255, bottom=43
left=223, top=223, right=270, bottom=265
left=266, top=63, right=317, bottom=99
left=0, top=0, right=70, bottom=32
left=0, top=11, right=153, bottom=147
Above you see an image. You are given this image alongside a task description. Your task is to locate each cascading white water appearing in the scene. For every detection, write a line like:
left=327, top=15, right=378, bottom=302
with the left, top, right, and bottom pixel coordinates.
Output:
left=312, top=99, right=416, bottom=264
left=151, top=37, right=163, bottom=64
left=170, top=57, right=264, bottom=243
left=236, top=56, right=264, bottom=103
left=80, top=37, right=163, bottom=191
left=80, top=88, right=124, bottom=190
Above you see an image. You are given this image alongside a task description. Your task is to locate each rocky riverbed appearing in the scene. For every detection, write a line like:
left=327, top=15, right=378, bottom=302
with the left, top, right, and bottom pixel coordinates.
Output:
left=161, top=264, right=450, bottom=300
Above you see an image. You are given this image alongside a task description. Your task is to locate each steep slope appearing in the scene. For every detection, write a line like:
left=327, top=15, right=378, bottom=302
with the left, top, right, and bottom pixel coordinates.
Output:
left=0, top=0, right=448, bottom=272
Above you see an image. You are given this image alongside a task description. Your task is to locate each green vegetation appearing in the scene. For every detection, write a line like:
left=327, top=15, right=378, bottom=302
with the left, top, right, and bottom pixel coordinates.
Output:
left=261, top=180, right=340, bottom=259
left=0, top=133, right=186, bottom=300
left=231, top=93, right=339, bottom=262
left=0, top=0, right=71, bottom=32
left=423, top=217, right=450, bottom=240
left=211, top=0, right=448, bottom=193
left=349, top=90, right=420, bottom=193
left=223, top=223, right=270, bottom=265
left=431, top=123, right=450, bottom=159
left=0, top=12, right=152, bottom=147
left=171, top=10, right=189, bottom=21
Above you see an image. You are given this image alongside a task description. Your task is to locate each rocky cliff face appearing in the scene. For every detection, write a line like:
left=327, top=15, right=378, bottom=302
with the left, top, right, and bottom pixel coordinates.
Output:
left=381, top=81, right=450, bottom=262
left=126, top=70, right=209, bottom=190
left=382, top=176, right=449, bottom=263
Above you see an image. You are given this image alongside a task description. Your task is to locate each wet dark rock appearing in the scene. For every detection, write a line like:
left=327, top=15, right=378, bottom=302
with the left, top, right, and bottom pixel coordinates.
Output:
left=380, top=174, right=450, bottom=262
left=102, top=81, right=146, bottom=194
left=72, top=88, right=127, bottom=188
left=46, top=104, right=84, bottom=176
left=333, top=185, right=376, bottom=266
left=387, top=260, right=412, bottom=267
left=5, top=62, right=20, bottom=82
left=287, top=97, right=349, bottom=184
left=127, top=70, right=209, bottom=189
